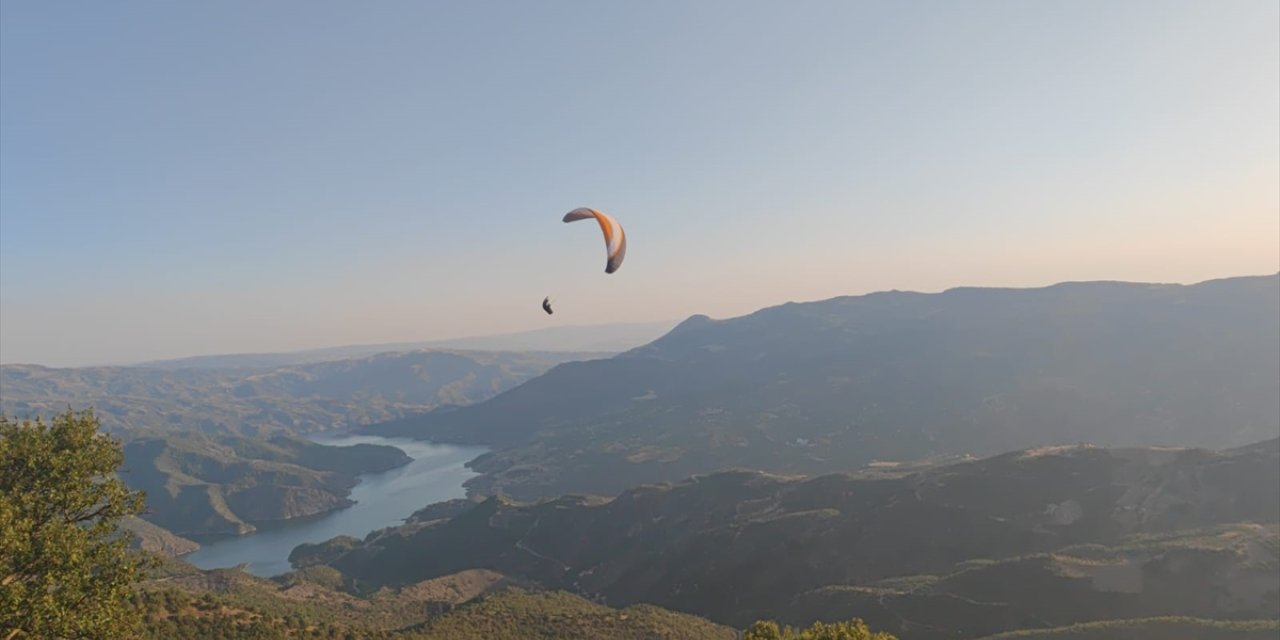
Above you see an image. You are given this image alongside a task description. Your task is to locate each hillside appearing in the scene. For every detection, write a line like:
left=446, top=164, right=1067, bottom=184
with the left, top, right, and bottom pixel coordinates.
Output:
left=313, top=439, right=1280, bottom=637
left=786, top=525, right=1280, bottom=638
left=368, top=275, right=1280, bottom=500
left=2, top=349, right=593, bottom=438
left=135, top=561, right=737, bottom=639
left=404, top=589, right=737, bottom=640
left=974, top=618, right=1279, bottom=640
left=123, top=432, right=410, bottom=537
left=119, top=516, right=201, bottom=557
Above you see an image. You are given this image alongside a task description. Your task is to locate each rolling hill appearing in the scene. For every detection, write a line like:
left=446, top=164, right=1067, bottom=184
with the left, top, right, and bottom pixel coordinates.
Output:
left=135, top=561, right=738, bottom=640
left=312, top=438, right=1280, bottom=637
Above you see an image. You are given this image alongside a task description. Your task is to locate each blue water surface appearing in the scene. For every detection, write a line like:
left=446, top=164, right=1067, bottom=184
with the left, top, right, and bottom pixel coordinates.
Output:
left=184, top=434, right=486, bottom=576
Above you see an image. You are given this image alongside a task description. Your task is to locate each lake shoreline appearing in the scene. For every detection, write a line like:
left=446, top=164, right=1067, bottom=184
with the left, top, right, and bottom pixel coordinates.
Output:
left=183, top=433, right=488, bottom=576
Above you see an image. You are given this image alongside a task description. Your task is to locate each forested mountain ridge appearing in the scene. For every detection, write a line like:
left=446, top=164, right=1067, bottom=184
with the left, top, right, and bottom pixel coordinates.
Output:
left=2, top=349, right=594, bottom=438
left=369, top=275, right=1280, bottom=500
left=312, top=438, right=1280, bottom=637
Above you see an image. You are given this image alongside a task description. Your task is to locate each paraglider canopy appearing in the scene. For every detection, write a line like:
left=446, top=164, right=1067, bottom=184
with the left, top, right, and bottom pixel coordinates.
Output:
left=563, top=207, right=626, bottom=274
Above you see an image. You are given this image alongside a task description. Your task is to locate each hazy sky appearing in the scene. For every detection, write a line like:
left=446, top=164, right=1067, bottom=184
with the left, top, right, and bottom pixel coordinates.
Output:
left=2, top=1, right=1277, bottom=366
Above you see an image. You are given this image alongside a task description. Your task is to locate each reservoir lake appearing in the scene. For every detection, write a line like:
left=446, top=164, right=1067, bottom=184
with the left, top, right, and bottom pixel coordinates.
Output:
left=184, top=434, right=487, bottom=577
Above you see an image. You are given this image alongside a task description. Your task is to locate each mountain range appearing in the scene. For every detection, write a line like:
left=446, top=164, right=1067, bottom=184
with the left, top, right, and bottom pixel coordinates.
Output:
left=2, top=349, right=593, bottom=438
left=367, top=275, right=1280, bottom=501
left=6, top=275, right=1277, bottom=638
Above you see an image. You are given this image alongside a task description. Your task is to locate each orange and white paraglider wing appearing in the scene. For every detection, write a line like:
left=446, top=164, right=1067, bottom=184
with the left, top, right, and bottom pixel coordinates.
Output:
left=563, top=207, right=626, bottom=274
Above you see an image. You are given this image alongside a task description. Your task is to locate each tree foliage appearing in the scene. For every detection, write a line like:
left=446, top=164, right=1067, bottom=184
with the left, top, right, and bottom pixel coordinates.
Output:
left=744, top=617, right=897, bottom=640
left=1, top=410, right=147, bottom=639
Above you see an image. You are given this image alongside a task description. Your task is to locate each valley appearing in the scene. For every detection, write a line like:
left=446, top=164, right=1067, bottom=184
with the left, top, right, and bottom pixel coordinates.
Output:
left=122, top=431, right=412, bottom=538
left=4, top=276, right=1277, bottom=639
left=305, top=438, right=1280, bottom=637
left=122, top=437, right=1280, bottom=640
left=5, top=5, right=1277, bottom=637
left=184, top=434, right=486, bottom=576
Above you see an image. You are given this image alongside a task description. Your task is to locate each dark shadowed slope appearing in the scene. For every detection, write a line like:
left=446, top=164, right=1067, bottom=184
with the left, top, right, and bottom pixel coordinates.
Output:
left=318, top=439, right=1280, bottom=637
left=369, top=275, right=1280, bottom=500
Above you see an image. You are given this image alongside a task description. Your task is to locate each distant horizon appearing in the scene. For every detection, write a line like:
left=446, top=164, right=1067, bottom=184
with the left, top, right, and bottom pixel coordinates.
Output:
left=3, top=2, right=1276, bottom=367
left=0, top=318, right=681, bottom=368
left=3, top=270, right=1274, bottom=368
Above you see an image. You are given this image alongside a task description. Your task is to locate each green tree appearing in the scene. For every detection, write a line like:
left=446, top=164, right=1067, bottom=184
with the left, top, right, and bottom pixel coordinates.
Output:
left=744, top=617, right=897, bottom=640
left=1, top=410, right=147, bottom=639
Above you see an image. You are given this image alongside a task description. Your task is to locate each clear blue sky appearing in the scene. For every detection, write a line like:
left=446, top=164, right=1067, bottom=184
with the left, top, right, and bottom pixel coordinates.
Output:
left=2, top=1, right=1277, bottom=366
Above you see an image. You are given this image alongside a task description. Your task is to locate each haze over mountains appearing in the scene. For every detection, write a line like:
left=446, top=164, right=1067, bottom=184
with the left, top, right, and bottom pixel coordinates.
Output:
left=1, top=349, right=595, bottom=438
left=0, top=346, right=594, bottom=543
left=131, top=321, right=676, bottom=370
left=0, top=321, right=679, bottom=439
left=369, top=275, right=1280, bottom=500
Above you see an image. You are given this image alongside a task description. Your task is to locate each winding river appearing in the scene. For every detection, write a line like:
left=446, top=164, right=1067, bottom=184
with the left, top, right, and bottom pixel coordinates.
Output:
left=184, top=434, right=487, bottom=577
